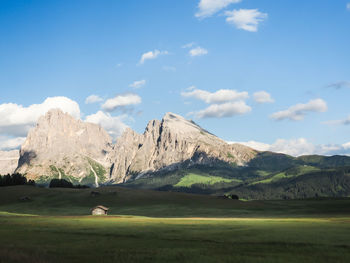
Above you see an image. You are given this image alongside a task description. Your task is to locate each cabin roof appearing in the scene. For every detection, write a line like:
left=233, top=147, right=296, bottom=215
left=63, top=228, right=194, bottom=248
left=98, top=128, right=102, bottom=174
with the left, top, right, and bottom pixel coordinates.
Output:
left=92, top=205, right=109, bottom=211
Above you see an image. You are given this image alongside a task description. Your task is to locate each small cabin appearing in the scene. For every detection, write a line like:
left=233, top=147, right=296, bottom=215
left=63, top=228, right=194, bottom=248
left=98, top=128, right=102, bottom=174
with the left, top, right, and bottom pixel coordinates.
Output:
left=91, top=205, right=109, bottom=215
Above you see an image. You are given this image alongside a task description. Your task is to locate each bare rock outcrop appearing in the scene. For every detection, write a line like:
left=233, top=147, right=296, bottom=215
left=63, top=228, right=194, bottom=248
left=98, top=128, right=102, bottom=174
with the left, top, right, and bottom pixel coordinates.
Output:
left=0, top=150, right=19, bottom=175
left=108, top=113, right=257, bottom=183
left=14, top=110, right=256, bottom=185
left=15, top=109, right=113, bottom=185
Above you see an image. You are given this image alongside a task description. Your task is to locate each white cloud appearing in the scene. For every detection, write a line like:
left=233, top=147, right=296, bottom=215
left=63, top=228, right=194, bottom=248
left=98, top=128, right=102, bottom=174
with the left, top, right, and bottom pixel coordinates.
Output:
left=189, top=47, right=208, bottom=57
left=231, top=138, right=350, bottom=157
left=101, top=94, right=142, bottom=112
left=253, top=91, right=274, bottom=104
left=347, top=3, right=350, bottom=10
left=139, top=50, right=168, bottom=64
left=225, top=9, right=268, bottom=32
left=183, top=87, right=250, bottom=119
left=192, top=101, right=251, bottom=118
left=228, top=140, right=271, bottom=151
left=85, top=95, right=103, bottom=104
left=323, top=115, right=350, bottom=126
left=181, top=87, right=249, bottom=104
left=268, top=138, right=318, bottom=156
left=85, top=111, right=128, bottom=139
left=343, top=142, right=350, bottom=149
left=270, top=99, right=327, bottom=121
left=0, top=96, right=134, bottom=149
left=270, top=139, right=350, bottom=156
left=0, top=96, right=80, bottom=137
left=129, top=80, right=146, bottom=89
left=195, top=0, right=241, bottom=18
left=0, top=136, right=26, bottom=151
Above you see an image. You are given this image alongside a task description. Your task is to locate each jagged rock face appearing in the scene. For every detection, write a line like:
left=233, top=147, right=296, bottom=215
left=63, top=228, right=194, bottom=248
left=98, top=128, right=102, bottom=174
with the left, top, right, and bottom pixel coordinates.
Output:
left=16, top=109, right=113, bottom=185
left=106, top=128, right=144, bottom=183
left=109, top=113, right=257, bottom=183
left=0, top=150, right=19, bottom=175
left=13, top=110, right=256, bottom=185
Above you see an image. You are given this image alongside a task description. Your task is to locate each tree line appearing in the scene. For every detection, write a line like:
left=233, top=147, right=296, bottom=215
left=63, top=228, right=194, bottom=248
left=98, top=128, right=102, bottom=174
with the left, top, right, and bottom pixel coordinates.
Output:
left=49, top=179, right=89, bottom=189
left=0, top=173, right=35, bottom=187
left=0, top=174, right=89, bottom=188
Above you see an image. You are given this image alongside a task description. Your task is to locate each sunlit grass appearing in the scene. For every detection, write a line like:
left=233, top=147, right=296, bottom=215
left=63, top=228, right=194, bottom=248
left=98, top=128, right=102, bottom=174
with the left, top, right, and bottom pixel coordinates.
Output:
left=174, top=173, right=241, bottom=187
left=1, top=214, right=350, bottom=263
left=0, top=186, right=350, bottom=262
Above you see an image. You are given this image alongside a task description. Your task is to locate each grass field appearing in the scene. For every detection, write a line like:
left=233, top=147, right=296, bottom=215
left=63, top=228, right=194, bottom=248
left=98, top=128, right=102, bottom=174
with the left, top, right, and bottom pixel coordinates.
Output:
left=1, top=186, right=350, bottom=262
left=174, top=173, right=241, bottom=187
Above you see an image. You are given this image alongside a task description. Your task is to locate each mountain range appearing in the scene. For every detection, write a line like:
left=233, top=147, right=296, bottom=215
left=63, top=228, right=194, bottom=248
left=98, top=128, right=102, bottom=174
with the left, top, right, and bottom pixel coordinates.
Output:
left=1, top=109, right=350, bottom=199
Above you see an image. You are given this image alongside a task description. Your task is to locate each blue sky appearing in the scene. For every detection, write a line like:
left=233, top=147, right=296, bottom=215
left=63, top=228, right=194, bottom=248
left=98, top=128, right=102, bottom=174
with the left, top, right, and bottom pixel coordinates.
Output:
left=0, top=0, right=350, bottom=156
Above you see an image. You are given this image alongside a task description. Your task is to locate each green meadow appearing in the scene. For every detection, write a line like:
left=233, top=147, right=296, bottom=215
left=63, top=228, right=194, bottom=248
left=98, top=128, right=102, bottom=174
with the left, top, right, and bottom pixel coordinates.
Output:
left=174, top=173, right=241, bottom=187
left=1, top=186, right=350, bottom=263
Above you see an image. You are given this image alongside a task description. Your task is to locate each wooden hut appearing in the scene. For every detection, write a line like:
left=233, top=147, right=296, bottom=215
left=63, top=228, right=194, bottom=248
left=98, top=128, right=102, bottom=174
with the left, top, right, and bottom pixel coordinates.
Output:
left=91, top=205, right=109, bottom=215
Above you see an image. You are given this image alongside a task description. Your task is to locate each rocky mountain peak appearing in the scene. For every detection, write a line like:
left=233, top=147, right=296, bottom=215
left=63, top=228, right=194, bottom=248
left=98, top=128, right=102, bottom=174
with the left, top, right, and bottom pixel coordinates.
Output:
left=162, top=112, right=202, bottom=133
left=16, top=109, right=112, bottom=185
left=108, top=112, right=257, bottom=183
left=163, top=112, right=185, bottom=121
left=13, top=110, right=257, bottom=185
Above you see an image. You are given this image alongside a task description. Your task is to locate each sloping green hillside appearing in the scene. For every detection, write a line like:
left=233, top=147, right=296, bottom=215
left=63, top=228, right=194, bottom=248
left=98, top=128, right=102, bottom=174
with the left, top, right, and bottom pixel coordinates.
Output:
left=174, top=173, right=241, bottom=187
left=122, top=153, right=350, bottom=199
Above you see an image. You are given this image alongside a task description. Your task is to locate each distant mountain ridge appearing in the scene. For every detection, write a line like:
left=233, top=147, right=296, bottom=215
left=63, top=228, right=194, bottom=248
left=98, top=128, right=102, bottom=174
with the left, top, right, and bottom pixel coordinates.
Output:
left=1, top=109, right=350, bottom=200
left=107, top=112, right=257, bottom=183
left=13, top=110, right=257, bottom=185
left=0, top=150, right=19, bottom=175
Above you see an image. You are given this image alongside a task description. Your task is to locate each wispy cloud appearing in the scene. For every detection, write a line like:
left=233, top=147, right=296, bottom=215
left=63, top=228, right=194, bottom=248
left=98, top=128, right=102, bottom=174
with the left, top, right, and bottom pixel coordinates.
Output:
left=253, top=91, right=274, bottom=104
left=85, top=95, right=103, bottom=104
left=182, top=87, right=248, bottom=104
left=195, top=0, right=241, bottom=18
left=271, top=99, right=327, bottom=121
left=139, top=50, right=168, bottom=65
left=347, top=3, right=350, bottom=10
left=129, top=80, right=146, bottom=89
left=182, top=87, right=250, bottom=118
left=85, top=111, right=128, bottom=139
left=192, top=101, right=251, bottom=118
left=189, top=46, right=208, bottom=57
left=225, top=9, right=268, bottom=32
left=182, top=43, right=208, bottom=57
left=323, top=115, right=350, bottom=126
left=102, top=94, right=142, bottom=112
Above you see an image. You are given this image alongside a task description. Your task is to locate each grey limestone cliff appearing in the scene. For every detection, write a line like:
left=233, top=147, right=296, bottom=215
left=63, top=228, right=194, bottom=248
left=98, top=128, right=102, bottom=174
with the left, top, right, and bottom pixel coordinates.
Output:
left=15, top=109, right=112, bottom=185
left=108, top=113, right=257, bottom=183
left=14, top=110, right=256, bottom=185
